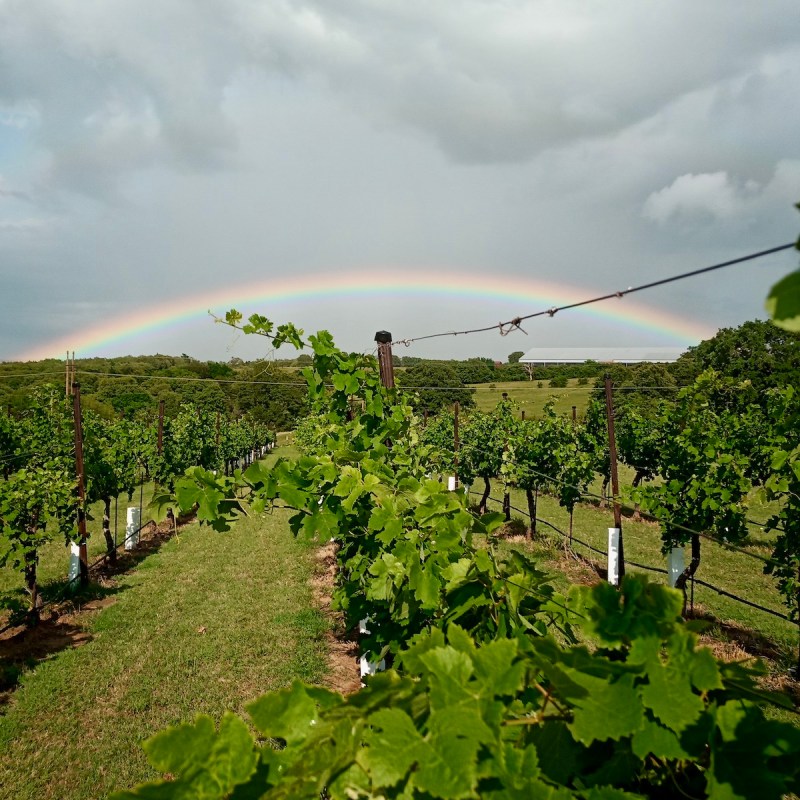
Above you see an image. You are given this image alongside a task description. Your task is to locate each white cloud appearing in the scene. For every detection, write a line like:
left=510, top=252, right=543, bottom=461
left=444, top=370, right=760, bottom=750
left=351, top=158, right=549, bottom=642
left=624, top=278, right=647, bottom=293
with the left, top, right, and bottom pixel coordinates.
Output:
left=642, top=161, right=800, bottom=225
left=643, top=172, right=752, bottom=223
left=0, top=175, right=30, bottom=201
left=0, top=102, right=39, bottom=129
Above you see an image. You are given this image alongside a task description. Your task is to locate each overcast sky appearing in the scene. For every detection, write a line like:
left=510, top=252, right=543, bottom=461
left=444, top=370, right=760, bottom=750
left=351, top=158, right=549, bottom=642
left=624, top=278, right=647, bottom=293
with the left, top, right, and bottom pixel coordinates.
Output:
left=1, top=1, right=798, bottom=363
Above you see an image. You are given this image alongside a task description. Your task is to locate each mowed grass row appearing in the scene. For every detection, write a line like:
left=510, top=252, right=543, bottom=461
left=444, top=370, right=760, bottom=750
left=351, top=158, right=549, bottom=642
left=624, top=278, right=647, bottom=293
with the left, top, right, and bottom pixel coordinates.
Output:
left=472, top=478, right=799, bottom=668
left=0, top=482, right=159, bottom=609
left=460, top=378, right=795, bottom=657
left=0, top=471, right=328, bottom=799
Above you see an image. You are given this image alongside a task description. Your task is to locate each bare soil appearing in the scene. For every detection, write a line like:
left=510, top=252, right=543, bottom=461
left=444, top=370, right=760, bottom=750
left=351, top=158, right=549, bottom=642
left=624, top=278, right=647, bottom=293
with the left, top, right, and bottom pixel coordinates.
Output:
left=310, top=540, right=360, bottom=695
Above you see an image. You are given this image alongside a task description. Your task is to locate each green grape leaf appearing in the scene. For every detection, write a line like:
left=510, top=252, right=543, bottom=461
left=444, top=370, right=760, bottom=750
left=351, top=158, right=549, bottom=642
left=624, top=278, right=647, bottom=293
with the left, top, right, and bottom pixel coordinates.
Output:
left=484, top=743, right=576, bottom=799
left=400, top=628, right=447, bottom=673
left=419, top=647, right=474, bottom=707
left=446, top=624, right=476, bottom=656
left=202, top=714, right=259, bottom=792
left=327, top=762, right=372, bottom=799
left=708, top=700, right=800, bottom=800
left=472, top=638, right=525, bottom=696
left=412, top=726, right=481, bottom=798
left=566, top=672, right=644, bottom=744
left=300, top=506, right=339, bottom=539
left=361, top=708, right=425, bottom=788
left=278, top=484, right=310, bottom=510
left=368, top=505, right=402, bottom=540
left=441, top=558, right=472, bottom=589
left=527, top=722, right=580, bottom=786
left=580, top=788, right=646, bottom=800
left=639, top=661, right=704, bottom=733
left=142, top=714, right=216, bottom=774
left=410, top=563, right=442, bottom=609
left=631, top=717, right=689, bottom=760
left=688, top=647, right=724, bottom=693
left=247, top=682, right=326, bottom=745
left=125, top=713, right=258, bottom=800
left=765, top=269, right=800, bottom=331
left=476, top=511, right=506, bottom=535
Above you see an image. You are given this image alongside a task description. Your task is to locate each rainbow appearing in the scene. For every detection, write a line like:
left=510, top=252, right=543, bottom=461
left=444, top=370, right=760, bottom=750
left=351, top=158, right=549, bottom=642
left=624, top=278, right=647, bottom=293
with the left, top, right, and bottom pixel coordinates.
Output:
left=16, top=269, right=714, bottom=360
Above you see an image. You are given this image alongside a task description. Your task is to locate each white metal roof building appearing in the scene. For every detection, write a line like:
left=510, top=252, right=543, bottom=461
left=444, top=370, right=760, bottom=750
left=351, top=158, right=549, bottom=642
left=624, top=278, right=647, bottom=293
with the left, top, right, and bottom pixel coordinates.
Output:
left=519, top=347, right=685, bottom=365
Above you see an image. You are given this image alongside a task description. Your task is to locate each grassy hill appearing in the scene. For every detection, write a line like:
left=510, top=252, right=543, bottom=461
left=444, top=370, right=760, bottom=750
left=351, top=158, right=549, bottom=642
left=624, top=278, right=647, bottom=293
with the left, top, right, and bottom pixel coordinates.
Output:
left=469, top=378, right=594, bottom=416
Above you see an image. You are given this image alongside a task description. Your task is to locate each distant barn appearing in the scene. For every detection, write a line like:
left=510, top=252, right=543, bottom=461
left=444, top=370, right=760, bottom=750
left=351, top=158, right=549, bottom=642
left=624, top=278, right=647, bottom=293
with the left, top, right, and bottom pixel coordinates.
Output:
left=519, top=347, right=684, bottom=365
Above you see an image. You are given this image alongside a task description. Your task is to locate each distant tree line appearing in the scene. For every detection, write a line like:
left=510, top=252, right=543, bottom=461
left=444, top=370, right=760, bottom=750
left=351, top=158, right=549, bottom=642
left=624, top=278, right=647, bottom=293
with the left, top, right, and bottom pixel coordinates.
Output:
left=2, top=319, right=796, bottom=426
left=0, top=355, right=307, bottom=431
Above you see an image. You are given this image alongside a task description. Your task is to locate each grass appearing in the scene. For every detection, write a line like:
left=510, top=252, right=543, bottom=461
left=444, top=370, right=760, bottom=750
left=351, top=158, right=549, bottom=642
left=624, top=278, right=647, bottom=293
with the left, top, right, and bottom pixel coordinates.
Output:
left=0, top=481, right=158, bottom=613
left=0, top=452, right=328, bottom=800
left=470, top=476, right=799, bottom=671
left=1, top=441, right=795, bottom=796
left=469, top=379, right=594, bottom=416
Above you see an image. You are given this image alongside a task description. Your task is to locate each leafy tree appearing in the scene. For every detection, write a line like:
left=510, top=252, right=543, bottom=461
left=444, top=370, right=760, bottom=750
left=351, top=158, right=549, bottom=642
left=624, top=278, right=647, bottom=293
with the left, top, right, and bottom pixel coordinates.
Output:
left=506, top=402, right=593, bottom=538
left=0, top=412, right=24, bottom=477
left=454, top=361, right=496, bottom=384
left=760, top=386, right=800, bottom=628
left=669, top=352, right=702, bottom=386
left=399, top=363, right=474, bottom=414
left=507, top=350, right=525, bottom=364
left=505, top=407, right=561, bottom=536
left=0, top=388, right=78, bottom=620
left=416, top=410, right=456, bottom=475
left=231, top=362, right=307, bottom=430
left=578, top=398, right=611, bottom=497
left=687, top=319, right=800, bottom=394
left=616, top=409, right=663, bottom=510
left=208, top=361, right=235, bottom=381
left=109, top=392, right=153, bottom=417
left=0, top=468, right=76, bottom=621
left=177, top=380, right=227, bottom=412
left=497, top=364, right=528, bottom=381
left=82, top=414, right=139, bottom=563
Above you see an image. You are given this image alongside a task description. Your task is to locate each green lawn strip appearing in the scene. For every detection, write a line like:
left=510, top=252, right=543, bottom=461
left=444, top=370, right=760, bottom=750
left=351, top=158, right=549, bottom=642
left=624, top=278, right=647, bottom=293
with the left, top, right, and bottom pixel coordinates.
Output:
left=0, top=505, right=328, bottom=800
left=471, top=479, right=798, bottom=666
left=485, top=516, right=800, bottom=727
left=0, top=480, right=159, bottom=607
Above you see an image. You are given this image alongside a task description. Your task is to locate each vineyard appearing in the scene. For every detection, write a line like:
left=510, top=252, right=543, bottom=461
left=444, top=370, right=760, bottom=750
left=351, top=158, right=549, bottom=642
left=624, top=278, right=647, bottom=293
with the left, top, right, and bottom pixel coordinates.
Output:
left=0, top=389, right=274, bottom=626
left=40, top=313, right=785, bottom=800
left=411, top=382, right=800, bottom=630
left=2, top=312, right=800, bottom=797
left=4, top=2, right=800, bottom=795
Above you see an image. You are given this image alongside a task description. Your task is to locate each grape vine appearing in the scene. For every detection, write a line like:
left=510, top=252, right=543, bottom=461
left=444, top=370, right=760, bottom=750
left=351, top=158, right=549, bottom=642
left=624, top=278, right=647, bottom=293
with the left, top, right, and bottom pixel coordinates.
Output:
left=114, top=314, right=800, bottom=800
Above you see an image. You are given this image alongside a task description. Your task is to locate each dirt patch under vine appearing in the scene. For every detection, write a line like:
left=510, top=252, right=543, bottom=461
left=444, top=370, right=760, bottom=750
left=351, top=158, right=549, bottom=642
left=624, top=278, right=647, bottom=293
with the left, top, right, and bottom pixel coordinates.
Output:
left=310, top=540, right=360, bottom=695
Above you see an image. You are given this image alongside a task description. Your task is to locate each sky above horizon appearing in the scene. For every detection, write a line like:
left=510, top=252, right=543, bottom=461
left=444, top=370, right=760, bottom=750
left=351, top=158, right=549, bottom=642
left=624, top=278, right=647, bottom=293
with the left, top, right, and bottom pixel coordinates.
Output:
left=1, top=1, right=799, bottom=364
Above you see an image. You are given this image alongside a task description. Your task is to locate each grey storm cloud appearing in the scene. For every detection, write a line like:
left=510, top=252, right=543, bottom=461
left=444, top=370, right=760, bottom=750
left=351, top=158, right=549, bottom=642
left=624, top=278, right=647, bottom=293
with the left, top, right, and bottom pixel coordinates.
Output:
left=1, top=0, right=799, bottom=184
left=0, top=0, right=798, bottom=360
